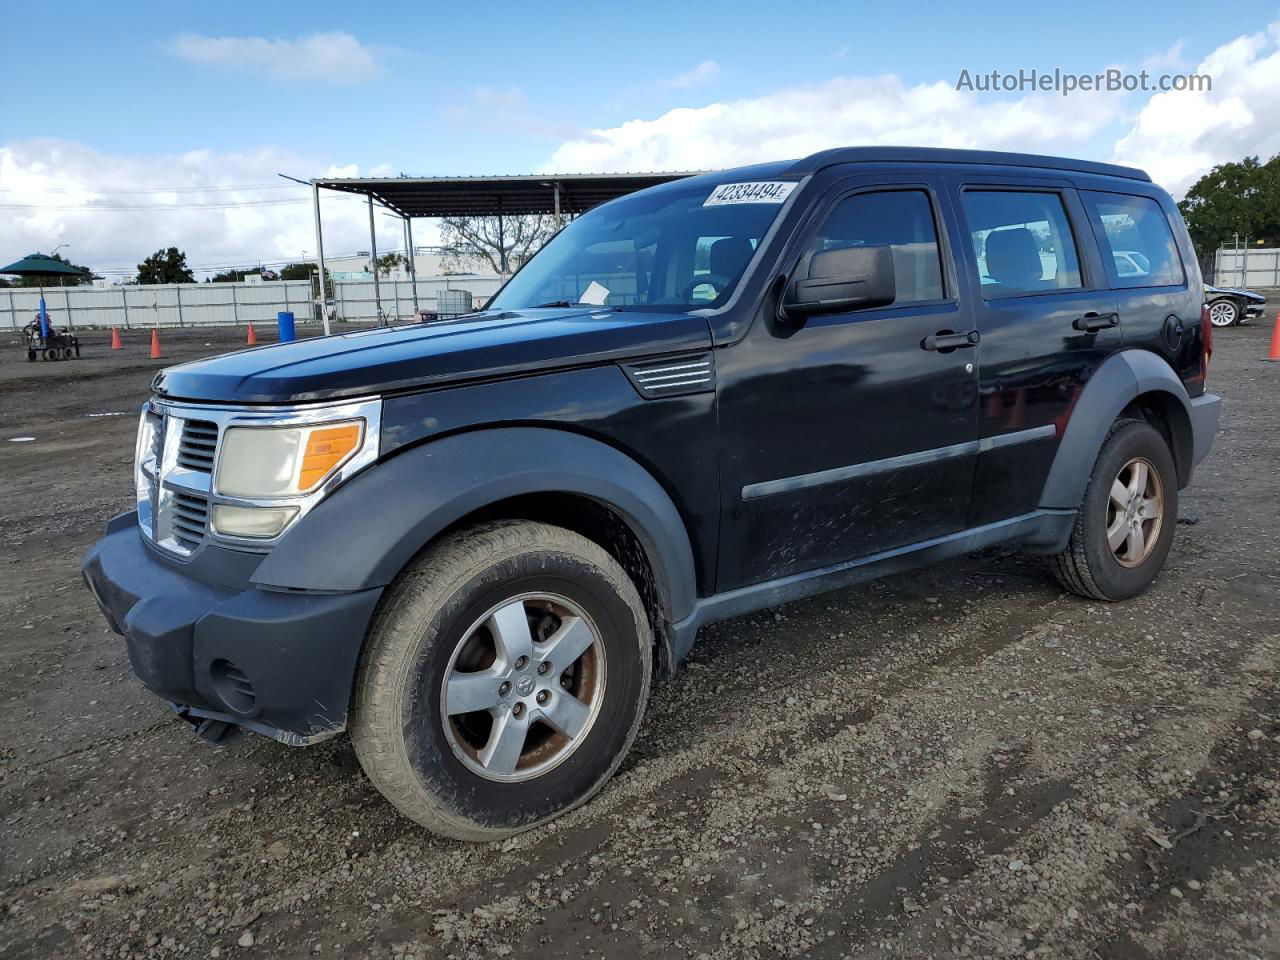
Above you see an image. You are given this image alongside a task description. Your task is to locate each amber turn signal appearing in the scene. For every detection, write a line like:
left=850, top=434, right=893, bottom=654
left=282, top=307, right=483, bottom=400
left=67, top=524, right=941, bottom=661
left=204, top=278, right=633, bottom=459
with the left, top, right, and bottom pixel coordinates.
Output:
left=299, top=424, right=362, bottom=490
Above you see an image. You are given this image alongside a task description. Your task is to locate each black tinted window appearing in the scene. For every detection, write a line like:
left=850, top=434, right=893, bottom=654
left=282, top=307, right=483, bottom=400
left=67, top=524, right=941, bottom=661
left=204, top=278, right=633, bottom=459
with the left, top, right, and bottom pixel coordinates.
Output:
left=807, top=190, right=944, bottom=304
left=1085, top=192, right=1185, bottom=288
left=961, top=191, right=1082, bottom=298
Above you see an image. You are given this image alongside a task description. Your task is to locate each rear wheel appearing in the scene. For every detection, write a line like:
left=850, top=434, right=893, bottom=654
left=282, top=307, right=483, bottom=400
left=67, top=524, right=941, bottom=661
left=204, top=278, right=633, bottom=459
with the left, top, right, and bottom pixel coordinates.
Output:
left=1208, top=299, right=1239, bottom=327
left=1052, top=419, right=1178, bottom=601
left=350, top=521, right=652, bottom=840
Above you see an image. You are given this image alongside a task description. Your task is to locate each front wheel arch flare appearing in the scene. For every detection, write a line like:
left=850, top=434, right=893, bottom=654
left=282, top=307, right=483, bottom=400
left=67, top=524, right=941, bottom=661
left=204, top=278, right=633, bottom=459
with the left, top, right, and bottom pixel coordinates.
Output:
left=250, top=427, right=699, bottom=626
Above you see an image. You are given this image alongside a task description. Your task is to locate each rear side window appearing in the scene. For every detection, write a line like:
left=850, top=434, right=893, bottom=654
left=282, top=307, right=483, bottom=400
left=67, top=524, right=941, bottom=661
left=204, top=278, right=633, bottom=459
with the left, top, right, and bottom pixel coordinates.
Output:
left=1084, top=192, right=1185, bottom=288
left=961, top=190, right=1082, bottom=298
left=807, top=190, right=944, bottom=304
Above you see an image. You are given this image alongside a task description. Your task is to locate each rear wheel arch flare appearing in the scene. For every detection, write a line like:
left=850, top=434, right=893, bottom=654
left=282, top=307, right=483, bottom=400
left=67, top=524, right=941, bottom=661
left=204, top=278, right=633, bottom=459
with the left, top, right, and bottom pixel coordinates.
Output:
left=1040, top=349, right=1193, bottom=509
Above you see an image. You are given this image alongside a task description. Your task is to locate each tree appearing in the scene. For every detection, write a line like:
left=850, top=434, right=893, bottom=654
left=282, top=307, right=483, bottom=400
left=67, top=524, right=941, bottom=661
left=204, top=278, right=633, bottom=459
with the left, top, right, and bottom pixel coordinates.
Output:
left=208, top=268, right=254, bottom=283
left=1178, top=155, right=1280, bottom=256
left=136, top=247, right=195, bottom=284
left=375, top=252, right=408, bottom=277
left=278, top=262, right=316, bottom=281
left=439, top=214, right=563, bottom=275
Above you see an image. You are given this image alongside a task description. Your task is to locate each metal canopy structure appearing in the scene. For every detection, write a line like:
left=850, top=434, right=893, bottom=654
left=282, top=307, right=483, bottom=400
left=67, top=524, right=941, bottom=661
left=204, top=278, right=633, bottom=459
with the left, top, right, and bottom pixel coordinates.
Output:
left=312, top=171, right=702, bottom=219
left=307, top=170, right=704, bottom=336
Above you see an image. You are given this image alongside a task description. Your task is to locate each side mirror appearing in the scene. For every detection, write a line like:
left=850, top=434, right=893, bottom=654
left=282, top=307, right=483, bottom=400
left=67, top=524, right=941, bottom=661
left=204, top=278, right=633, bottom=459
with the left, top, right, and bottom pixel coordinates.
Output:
left=782, top=244, right=896, bottom=320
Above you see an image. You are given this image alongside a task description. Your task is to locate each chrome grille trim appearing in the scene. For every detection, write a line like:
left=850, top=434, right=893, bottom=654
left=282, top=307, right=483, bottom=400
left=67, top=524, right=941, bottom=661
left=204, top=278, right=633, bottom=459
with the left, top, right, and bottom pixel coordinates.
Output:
left=176, top=420, right=218, bottom=472
left=134, top=395, right=382, bottom=558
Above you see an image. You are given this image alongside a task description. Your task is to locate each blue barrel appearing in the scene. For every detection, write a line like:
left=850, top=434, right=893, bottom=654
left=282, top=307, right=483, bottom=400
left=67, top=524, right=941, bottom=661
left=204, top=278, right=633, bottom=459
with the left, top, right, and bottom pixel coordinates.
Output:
left=277, top=311, right=296, bottom=343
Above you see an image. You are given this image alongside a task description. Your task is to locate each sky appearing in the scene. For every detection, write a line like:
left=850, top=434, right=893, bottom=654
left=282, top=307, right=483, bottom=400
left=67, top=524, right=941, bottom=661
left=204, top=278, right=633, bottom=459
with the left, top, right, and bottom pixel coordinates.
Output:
left=2, top=0, right=1279, bottom=279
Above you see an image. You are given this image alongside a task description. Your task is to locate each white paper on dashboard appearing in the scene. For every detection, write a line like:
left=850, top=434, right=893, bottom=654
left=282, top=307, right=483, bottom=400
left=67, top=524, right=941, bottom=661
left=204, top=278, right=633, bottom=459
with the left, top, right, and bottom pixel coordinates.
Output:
left=579, top=281, right=610, bottom=305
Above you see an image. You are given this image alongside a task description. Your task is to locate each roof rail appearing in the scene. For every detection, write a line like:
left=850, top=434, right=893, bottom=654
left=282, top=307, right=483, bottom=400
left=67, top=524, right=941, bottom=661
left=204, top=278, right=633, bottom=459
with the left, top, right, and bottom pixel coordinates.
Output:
left=787, top=146, right=1150, bottom=182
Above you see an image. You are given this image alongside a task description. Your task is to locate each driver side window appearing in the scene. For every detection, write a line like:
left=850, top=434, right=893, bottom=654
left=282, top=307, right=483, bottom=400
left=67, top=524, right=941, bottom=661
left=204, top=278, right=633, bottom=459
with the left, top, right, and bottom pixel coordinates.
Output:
left=806, top=190, right=945, bottom=304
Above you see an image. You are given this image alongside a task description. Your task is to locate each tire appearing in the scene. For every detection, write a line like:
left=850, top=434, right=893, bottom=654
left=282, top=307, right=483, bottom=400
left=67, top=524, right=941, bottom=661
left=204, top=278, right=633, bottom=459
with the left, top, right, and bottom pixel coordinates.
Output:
left=1208, top=299, right=1239, bottom=327
left=1052, top=419, right=1179, bottom=601
left=350, top=520, right=652, bottom=841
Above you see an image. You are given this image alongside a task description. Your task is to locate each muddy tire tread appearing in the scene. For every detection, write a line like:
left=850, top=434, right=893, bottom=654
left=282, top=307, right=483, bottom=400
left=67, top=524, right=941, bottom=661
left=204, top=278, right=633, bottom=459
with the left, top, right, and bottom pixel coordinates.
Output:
left=349, top=520, right=651, bottom=841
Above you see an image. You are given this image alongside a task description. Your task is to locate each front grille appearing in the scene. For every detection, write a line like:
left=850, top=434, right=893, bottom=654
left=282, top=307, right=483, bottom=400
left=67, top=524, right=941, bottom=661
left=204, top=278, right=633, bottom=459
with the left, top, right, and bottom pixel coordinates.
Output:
left=171, top=491, right=210, bottom=549
left=177, top=419, right=218, bottom=472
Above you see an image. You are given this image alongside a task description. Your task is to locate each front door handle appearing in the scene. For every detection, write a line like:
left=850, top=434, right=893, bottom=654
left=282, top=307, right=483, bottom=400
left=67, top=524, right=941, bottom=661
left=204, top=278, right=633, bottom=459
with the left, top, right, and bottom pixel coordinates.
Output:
left=922, top=329, right=980, bottom=351
left=1072, top=311, right=1120, bottom=332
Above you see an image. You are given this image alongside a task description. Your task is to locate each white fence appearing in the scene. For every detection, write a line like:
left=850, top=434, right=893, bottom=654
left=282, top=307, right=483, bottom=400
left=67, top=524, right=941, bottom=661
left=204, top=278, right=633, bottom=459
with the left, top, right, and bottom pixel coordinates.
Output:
left=1213, top=246, right=1280, bottom=289
left=1, top=275, right=507, bottom=331
left=333, top=276, right=504, bottom=323
left=1, top=281, right=313, bottom=331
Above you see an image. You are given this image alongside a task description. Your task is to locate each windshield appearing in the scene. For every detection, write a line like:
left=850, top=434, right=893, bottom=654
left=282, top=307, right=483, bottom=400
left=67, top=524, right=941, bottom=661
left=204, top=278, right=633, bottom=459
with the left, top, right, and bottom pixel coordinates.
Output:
left=490, top=178, right=798, bottom=312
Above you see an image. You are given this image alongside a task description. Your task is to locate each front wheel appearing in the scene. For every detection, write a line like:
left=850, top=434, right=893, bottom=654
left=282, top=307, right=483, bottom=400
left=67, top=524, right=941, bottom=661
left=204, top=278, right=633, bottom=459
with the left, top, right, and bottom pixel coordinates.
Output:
left=1052, top=419, right=1179, bottom=601
left=350, top=521, right=652, bottom=840
left=1208, top=298, right=1239, bottom=327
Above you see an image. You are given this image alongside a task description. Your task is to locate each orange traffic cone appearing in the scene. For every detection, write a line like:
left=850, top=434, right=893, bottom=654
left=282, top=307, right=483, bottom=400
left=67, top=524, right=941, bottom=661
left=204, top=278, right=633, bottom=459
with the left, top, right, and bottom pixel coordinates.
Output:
left=246, top=323, right=257, bottom=346
left=110, top=327, right=122, bottom=350
left=150, top=328, right=162, bottom=360
left=1267, top=311, right=1280, bottom=362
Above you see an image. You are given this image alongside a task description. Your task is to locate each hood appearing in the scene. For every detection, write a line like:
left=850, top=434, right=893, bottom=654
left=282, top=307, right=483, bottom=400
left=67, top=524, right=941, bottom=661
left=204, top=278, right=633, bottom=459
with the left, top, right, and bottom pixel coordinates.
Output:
left=1205, top=284, right=1266, bottom=303
left=152, top=308, right=712, bottom=404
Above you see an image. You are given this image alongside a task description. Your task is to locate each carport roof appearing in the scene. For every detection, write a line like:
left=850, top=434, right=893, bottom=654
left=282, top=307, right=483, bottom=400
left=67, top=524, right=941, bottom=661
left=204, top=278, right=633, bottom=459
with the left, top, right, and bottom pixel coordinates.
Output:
left=312, top=172, right=707, bottom=218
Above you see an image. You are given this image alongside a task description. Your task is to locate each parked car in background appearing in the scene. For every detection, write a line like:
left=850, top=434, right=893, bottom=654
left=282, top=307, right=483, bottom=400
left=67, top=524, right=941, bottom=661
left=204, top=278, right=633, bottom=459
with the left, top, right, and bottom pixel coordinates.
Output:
left=1205, top=283, right=1267, bottom=327
left=1112, top=249, right=1151, bottom=278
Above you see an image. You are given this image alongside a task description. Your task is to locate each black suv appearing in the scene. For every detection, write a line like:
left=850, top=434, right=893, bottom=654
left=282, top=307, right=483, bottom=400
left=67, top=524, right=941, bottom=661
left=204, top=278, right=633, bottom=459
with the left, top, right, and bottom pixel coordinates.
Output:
left=84, top=147, right=1221, bottom=840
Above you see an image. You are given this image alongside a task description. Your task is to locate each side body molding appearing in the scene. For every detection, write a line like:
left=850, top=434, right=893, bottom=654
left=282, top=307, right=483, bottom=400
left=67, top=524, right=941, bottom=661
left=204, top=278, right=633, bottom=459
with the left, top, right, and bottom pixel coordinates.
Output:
left=251, top=427, right=699, bottom=624
left=1039, top=349, right=1194, bottom=512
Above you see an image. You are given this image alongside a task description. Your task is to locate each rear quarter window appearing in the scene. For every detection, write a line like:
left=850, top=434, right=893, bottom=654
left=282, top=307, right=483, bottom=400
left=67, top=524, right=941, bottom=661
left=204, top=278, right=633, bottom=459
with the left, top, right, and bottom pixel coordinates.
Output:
left=1083, top=192, right=1185, bottom=289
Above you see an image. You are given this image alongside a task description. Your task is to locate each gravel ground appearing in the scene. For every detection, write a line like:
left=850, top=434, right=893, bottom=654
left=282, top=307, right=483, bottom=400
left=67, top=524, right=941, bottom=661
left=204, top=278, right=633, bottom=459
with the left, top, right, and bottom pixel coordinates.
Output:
left=1, top=323, right=1277, bottom=960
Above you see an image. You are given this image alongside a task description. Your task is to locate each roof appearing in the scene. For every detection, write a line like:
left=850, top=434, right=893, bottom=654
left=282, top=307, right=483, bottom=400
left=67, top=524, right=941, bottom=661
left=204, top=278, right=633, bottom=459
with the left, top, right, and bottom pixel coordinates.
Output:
left=787, top=146, right=1151, bottom=182
left=312, top=172, right=707, bottom=218
left=312, top=148, right=1150, bottom=220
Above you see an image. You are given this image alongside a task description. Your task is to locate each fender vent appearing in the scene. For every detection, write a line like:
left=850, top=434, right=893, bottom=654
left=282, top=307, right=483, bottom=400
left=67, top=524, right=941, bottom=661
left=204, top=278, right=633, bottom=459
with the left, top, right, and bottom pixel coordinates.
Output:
left=621, top=353, right=715, bottom=398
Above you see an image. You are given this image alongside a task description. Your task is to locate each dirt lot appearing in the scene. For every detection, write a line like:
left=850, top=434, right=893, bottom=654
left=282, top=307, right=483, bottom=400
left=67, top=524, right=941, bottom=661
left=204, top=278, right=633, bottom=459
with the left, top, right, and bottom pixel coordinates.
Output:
left=1, top=323, right=1277, bottom=960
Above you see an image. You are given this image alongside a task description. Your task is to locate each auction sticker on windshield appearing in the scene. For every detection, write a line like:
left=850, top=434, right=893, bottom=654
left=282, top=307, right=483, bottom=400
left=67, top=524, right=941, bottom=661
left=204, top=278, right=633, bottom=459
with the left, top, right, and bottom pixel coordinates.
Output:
left=704, top=181, right=797, bottom=206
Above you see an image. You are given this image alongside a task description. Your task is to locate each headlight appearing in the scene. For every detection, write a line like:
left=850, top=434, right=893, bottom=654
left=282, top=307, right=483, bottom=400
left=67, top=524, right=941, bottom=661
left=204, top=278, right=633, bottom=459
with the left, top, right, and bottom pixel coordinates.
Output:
left=215, top=420, right=363, bottom=498
left=212, top=504, right=299, bottom=539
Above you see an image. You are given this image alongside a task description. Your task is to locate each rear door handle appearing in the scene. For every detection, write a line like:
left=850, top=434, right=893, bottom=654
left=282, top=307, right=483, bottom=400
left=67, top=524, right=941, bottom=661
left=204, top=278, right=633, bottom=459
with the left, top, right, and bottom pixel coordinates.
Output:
left=1072, top=311, right=1119, bottom=332
left=922, top=329, right=980, bottom=351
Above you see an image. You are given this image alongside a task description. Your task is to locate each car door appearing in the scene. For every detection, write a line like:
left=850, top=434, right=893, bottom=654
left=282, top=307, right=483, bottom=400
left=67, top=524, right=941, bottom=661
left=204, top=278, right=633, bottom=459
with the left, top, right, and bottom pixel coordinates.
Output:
left=1079, top=188, right=1204, bottom=385
left=715, top=175, right=980, bottom=591
left=949, top=177, right=1122, bottom=527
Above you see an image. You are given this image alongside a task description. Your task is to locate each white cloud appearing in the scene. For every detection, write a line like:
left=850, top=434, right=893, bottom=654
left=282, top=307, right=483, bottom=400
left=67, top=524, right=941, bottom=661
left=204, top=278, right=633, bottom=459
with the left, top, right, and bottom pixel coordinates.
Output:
left=1142, top=39, right=1189, bottom=71
left=547, top=20, right=1280, bottom=201
left=669, top=60, right=720, bottom=89
left=1111, top=22, right=1280, bottom=195
left=168, top=31, right=380, bottom=84
left=546, top=73, right=1128, bottom=173
left=0, top=139, right=411, bottom=279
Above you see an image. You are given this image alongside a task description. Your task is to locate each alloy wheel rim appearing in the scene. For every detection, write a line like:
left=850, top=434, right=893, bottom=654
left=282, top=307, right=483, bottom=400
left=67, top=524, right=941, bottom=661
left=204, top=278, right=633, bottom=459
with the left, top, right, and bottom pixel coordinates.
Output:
left=1106, top=456, right=1164, bottom=568
left=440, top=592, right=606, bottom=783
left=1209, top=302, right=1236, bottom=326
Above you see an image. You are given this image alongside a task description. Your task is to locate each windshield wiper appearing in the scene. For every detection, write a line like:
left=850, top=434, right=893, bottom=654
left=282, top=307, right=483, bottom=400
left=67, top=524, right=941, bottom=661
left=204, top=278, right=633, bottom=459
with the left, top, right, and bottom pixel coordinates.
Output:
left=533, top=300, right=579, bottom=308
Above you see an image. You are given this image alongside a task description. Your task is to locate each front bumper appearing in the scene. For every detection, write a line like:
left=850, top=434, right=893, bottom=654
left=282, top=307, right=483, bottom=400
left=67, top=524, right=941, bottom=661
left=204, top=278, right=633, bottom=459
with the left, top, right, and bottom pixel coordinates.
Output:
left=1189, top=392, right=1222, bottom=468
left=82, top=513, right=382, bottom=745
